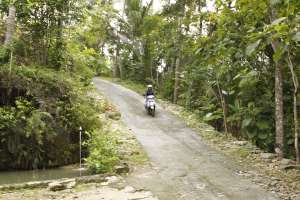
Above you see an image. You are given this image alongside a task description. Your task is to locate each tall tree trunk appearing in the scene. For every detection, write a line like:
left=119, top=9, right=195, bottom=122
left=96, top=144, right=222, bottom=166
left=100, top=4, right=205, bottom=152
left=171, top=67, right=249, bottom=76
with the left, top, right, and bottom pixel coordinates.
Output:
left=4, top=4, right=16, bottom=46
left=274, top=60, right=284, bottom=158
left=156, top=67, right=159, bottom=87
left=197, top=0, right=205, bottom=35
left=170, top=57, right=175, bottom=74
left=173, top=56, right=180, bottom=103
left=117, top=41, right=124, bottom=79
left=270, top=7, right=285, bottom=159
left=54, top=5, right=64, bottom=68
left=216, top=79, right=228, bottom=135
left=173, top=14, right=184, bottom=104
left=294, top=92, right=299, bottom=164
left=112, top=64, right=119, bottom=78
left=271, top=40, right=284, bottom=159
left=5, top=4, right=16, bottom=101
left=142, top=40, right=152, bottom=80
left=287, top=50, right=299, bottom=164
left=118, top=58, right=124, bottom=80
left=185, top=80, right=193, bottom=108
left=113, top=47, right=120, bottom=78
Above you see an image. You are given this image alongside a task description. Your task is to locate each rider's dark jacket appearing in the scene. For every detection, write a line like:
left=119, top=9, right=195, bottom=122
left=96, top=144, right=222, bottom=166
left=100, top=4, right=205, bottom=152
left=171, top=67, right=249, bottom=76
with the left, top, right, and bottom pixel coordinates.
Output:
left=145, top=88, right=154, bottom=96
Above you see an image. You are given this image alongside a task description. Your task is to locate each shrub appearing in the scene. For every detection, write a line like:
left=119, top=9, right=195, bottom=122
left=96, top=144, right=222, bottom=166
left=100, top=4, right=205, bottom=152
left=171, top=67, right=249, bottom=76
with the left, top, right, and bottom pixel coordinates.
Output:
left=85, top=131, right=119, bottom=173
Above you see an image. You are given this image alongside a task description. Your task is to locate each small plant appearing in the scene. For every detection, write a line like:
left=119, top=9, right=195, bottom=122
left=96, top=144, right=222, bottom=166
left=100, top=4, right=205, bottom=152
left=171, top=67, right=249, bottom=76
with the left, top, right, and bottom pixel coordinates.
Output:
left=85, top=131, right=119, bottom=173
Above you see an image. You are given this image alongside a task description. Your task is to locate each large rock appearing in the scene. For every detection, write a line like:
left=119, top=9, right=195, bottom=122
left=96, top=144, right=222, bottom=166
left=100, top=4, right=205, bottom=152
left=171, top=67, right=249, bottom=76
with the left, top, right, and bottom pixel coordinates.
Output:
left=280, top=165, right=300, bottom=171
left=123, top=186, right=136, bottom=193
left=280, top=158, right=294, bottom=166
left=0, top=174, right=110, bottom=192
left=48, top=179, right=75, bottom=191
left=105, top=176, right=121, bottom=184
left=0, top=180, right=51, bottom=191
left=48, top=181, right=67, bottom=191
left=233, top=141, right=248, bottom=146
left=114, top=163, right=130, bottom=174
left=66, top=181, right=76, bottom=189
left=25, top=181, right=50, bottom=189
left=105, top=111, right=121, bottom=120
left=260, top=153, right=276, bottom=160
left=76, top=174, right=106, bottom=184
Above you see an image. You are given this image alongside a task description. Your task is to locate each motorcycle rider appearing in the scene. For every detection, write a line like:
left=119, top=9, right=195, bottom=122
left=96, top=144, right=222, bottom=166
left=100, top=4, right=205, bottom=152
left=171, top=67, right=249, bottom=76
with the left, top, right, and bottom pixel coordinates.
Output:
left=145, top=85, right=154, bottom=106
left=145, top=84, right=154, bottom=96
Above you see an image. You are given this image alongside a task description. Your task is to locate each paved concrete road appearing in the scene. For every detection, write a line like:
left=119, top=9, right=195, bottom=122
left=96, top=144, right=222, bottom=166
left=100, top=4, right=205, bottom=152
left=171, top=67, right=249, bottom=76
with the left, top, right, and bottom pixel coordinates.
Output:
left=94, top=78, right=279, bottom=200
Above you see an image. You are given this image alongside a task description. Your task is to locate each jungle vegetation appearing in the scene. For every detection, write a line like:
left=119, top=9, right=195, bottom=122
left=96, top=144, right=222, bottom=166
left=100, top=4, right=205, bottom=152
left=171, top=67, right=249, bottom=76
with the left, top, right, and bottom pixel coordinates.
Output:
left=91, top=0, right=300, bottom=162
left=0, top=0, right=111, bottom=170
left=0, top=0, right=300, bottom=170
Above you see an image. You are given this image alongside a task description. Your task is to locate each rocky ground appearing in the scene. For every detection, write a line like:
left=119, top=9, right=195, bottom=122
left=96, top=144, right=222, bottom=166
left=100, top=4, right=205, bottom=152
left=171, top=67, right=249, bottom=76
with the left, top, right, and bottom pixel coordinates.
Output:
left=0, top=176, right=157, bottom=200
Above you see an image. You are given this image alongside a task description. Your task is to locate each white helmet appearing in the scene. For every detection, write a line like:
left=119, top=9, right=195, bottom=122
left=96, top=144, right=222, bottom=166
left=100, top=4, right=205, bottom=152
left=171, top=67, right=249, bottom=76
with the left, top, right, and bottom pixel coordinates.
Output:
left=147, top=84, right=153, bottom=88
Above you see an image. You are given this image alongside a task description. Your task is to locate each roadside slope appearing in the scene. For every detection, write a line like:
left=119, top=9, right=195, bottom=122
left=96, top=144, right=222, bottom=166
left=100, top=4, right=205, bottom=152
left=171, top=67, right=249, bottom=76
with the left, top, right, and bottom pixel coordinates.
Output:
left=93, top=78, right=279, bottom=200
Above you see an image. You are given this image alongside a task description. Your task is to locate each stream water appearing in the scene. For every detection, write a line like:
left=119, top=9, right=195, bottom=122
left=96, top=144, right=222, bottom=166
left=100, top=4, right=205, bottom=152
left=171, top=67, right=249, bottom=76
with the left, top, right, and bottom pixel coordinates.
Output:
left=0, top=165, right=90, bottom=185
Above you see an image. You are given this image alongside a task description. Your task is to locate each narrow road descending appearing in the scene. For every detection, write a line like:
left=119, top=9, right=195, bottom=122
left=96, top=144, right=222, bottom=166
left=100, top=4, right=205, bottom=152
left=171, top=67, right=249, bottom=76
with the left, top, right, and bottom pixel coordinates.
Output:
left=94, top=78, right=278, bottom=200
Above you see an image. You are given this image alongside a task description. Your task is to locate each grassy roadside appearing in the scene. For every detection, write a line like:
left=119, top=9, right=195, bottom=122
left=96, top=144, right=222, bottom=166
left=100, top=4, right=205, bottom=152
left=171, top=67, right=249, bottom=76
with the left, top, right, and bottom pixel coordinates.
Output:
left=93, top=89, right=148, bottom=165
left=102, top=76, right=300, bottom=200
left=88, top=90, right=148, bottom=170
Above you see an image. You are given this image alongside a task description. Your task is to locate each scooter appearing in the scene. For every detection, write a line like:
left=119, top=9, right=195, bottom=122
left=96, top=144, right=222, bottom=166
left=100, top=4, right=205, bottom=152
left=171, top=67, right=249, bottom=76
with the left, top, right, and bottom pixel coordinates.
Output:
left=145, top=95, right=156, bottom=117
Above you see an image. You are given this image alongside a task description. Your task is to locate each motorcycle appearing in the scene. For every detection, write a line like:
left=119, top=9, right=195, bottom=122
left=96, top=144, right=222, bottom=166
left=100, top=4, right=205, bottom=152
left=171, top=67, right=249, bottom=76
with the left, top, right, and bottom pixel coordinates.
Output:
left=145, top=95, right=156, bottom=117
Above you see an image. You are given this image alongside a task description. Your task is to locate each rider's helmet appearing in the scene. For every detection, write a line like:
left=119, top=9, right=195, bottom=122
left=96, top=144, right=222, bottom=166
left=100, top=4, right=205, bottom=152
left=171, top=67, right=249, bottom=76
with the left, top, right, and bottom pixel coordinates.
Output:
left=147, top=84, right=153, bottom=88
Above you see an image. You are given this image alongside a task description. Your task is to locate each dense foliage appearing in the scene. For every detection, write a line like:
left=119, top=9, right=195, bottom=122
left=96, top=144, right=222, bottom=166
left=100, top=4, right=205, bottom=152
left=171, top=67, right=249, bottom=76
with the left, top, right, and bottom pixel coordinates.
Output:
left=1, top=0, right=300, bottom=169
left=0, top=65, right=101, bottom=169
left=92, top=0, right=300, bottom=161
left=0, top=1, right=108, bottom=170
